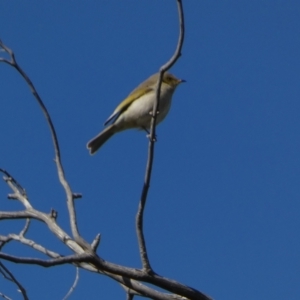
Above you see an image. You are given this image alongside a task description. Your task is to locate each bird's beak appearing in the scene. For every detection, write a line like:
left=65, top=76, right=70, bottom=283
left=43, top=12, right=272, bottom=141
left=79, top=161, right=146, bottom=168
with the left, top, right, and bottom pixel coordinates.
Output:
left=180, top=79, right=186, bottom=83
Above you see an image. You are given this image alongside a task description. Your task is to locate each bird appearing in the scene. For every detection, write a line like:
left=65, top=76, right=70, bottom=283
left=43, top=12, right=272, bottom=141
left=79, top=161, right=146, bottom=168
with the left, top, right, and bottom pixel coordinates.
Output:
left=87, top=72, right=185, bottom=154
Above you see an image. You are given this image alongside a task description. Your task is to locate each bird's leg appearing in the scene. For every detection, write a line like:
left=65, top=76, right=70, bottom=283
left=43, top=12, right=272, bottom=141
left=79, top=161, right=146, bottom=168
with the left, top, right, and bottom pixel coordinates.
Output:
left=142, top=127, right=150, bottom=135
left=143, top=110, right=160, bottom=142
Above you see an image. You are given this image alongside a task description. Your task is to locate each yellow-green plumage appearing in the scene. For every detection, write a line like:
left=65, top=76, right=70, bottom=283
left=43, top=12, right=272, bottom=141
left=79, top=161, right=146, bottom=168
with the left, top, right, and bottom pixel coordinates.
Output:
left=87, top=72, right=184, bottom=155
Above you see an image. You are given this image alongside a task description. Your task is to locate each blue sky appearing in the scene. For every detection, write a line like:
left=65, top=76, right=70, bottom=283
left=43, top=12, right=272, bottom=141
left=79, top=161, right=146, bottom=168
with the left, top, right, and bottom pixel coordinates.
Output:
left=1, top=1, right=300, bottom=299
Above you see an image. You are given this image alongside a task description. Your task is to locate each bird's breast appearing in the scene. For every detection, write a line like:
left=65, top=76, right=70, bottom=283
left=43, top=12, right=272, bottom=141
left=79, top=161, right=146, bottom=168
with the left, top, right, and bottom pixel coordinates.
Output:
left=115, top=88, right=174, bottom=130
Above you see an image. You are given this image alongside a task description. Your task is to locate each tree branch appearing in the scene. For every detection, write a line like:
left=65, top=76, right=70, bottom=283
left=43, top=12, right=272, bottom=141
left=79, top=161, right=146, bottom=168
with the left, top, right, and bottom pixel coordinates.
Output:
left=0, top=262, right=29, bottom=300
left=7, top=234, right=61, bottom=259
left=0, top=40, right=89, bottom=250
left=62, top=267, right=80, bottom=300
left=136, top=0, right=185, bottom=273
left=0, top=253, right=92, bottom=267
left=0, top=292, right=12, bottom=300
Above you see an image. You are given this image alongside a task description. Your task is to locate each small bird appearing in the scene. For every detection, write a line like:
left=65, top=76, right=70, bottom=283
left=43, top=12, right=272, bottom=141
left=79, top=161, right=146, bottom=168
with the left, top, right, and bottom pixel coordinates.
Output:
left=87, top=72, right=185, bottom=154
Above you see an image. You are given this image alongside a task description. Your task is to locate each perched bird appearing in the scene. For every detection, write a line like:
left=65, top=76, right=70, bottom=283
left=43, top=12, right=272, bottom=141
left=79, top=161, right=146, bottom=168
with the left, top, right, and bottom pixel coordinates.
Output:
left=87, top=72, right=185, bottom=154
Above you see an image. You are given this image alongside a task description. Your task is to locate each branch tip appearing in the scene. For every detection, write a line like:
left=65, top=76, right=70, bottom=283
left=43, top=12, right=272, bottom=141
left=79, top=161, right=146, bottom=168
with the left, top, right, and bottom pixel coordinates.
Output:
left=7, top=194, right=18, bottom=200
left=19, top=219, right=30, bottom=237
left=73, top=193, right=82, bottom=199
left=91, top=234, right=101, bottom=251
left=50, top=209, right=58, bottom=219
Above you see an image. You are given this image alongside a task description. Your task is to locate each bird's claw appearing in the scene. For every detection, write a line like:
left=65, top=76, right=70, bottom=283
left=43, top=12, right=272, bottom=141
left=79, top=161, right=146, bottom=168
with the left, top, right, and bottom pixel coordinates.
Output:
left=149, top=110, right=160, bottom=116
left=142, top=126, right=157, bottom=142
left=146, top=133, right=157, bottom=142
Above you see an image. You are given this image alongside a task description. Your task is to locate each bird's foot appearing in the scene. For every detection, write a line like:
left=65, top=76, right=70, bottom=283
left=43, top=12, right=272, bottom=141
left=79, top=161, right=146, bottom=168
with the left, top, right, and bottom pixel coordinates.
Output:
left=142, top=127, right=157, bottom=142
left=146, top=133, right=157, bottom=142
left=149, top=110, right=160, bottom=116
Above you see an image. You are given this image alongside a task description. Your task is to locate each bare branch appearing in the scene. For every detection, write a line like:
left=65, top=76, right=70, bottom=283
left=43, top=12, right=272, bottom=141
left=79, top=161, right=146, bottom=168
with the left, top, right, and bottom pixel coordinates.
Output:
left=0, top=209, right=90, bottom=263
left=19, top=219, right=30, bottom=236
left=0, top=40, right=89, bottom=250
left=0, top=169, right=26, bottom=197
left=0, top=229, right=199, bottom=299
left=89, top=256, right=212, bottom=300
left=0, top=262, right=29, bottom=300
left=72, top=193, right=82, bottom=199
left=113, top=276, right=186, bottom=300
left=62, top=267, right=80, bottom=300
left=0, top=252, right=92, bottom=267
left=0, top=292, right=12, bottom=300
left=1, top=218, right=60, bottom=260
left=0, top=240, right=211, bottom=300
left=136, top=0, right=185, bottom=273
left=0, top=235, right=10, bottom=250
left=0, top=211, right=32, bottom=220
left=4, top=179, right=31, bottom=210
left=91, top=233, right=101, bottom=252
left=7, top=234, right=61, bottom=259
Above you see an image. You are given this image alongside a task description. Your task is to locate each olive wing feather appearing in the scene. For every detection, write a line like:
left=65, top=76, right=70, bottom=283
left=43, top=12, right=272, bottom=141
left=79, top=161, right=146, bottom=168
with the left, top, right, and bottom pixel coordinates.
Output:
left=104, top=86, right=153, bottom=125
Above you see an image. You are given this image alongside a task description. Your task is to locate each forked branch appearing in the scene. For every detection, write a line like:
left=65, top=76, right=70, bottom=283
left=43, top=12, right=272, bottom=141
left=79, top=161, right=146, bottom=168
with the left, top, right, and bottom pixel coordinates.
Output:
left=0, top=40, right=88, bottom=249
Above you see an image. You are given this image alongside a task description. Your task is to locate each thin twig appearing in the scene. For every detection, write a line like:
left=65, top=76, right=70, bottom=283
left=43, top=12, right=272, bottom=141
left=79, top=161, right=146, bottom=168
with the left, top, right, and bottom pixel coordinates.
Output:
left=0, top=169, right=26, bottom=196
left=0, top=293, right=12, bottom=300
left=8, top=234, right=61, bottom=259
left=0, top=209, right=90, bottom=261
left=0, top=253, right=92, bottom=267
left=2, top=172, right=32, bottom=209
left=136, top=0, right=185, bottom=273
left=0, top=262, right=29, bottom=300
left=0, top=40, right=89, bottom=250
left=62, top=267, right=80, bottom=300
left=19, top=219, right=30, bottom=236
left=91, top=233, right=101, bottom=252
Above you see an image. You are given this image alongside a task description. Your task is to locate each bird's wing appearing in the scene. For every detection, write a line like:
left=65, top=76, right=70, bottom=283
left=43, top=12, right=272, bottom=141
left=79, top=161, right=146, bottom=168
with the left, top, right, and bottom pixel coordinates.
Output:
left=104, top=111, right=120, bottom=126
left=104, top=86, right=153, bottom=126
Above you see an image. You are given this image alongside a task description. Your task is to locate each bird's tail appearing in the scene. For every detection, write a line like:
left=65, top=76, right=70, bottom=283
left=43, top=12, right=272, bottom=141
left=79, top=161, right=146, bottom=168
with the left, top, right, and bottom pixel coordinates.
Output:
left=87, top=124, right=116, bottom=155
